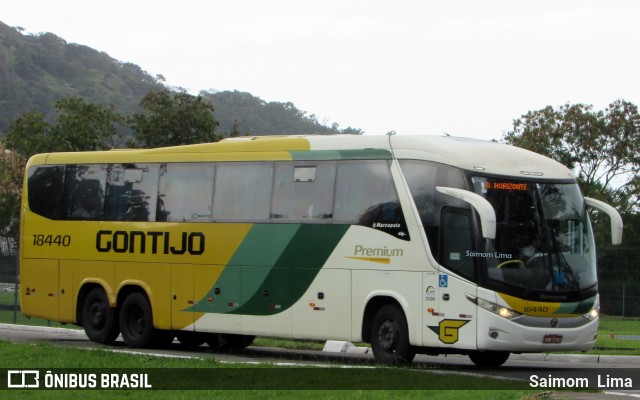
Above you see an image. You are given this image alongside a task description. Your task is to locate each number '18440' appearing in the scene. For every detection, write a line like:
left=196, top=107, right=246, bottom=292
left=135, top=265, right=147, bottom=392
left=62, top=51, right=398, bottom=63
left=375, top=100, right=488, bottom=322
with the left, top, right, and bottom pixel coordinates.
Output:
left=33, top=234, right=71, bottom=247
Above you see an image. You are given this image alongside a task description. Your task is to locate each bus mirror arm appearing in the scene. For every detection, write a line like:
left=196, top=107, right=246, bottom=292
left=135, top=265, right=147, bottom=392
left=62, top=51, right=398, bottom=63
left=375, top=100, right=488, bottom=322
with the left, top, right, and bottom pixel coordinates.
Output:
left=436, top=186, right=497, bottom=240
left=584, top=197, right=623, bottom=245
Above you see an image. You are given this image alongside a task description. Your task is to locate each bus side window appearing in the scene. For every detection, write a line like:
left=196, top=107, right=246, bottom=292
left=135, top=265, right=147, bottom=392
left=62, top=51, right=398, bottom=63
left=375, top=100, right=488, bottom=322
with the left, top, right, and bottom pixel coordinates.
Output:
left=63, top=164, right=107, bottom=220
left=399, top=160, right=467, bottom=261
left=334, top=160, right=405, bottom=229
left=157, top=163, right=215, bottom=222
left=441, top=208, right=475, bottom=279
left=27, top=165, right=65, bottom=220
left=104, top=164, right=159, bottom=222
left=271, top=161, right=336, bottom=223
left=213, top=162, right=274, bottom=222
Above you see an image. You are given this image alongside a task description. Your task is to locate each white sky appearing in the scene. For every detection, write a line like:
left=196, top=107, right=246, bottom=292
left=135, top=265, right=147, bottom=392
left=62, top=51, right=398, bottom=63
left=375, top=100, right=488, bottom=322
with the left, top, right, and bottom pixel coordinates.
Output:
left=3, top=0, right=640, bottom=140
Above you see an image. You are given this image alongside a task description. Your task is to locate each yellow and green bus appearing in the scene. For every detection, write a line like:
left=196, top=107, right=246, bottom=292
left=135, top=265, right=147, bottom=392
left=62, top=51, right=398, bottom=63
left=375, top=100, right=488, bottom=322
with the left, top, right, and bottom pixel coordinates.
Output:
left=20, top=135, right=622, bottom=366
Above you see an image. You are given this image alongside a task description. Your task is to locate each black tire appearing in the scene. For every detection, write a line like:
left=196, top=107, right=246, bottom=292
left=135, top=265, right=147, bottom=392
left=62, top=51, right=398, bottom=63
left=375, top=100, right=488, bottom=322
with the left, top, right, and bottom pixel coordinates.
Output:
left=224, top=334, right=255, bottom=350
left=206, top=333, right=226, bottom=350
left=469, top=351, right=510, bottom=368
left=206, top=334, right=255, bottom=350
left=176, top=331, right=207, bottom=348
left=370, top=304, right=416, bottom=365
left=82, top=287, right=119, bottom=344
left=119, top=292, right=154, bottom=348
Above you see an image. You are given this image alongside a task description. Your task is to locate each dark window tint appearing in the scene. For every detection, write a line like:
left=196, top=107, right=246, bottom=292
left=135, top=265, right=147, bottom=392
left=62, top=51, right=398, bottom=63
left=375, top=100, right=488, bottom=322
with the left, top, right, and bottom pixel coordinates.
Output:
left=104, top=164, right=159, bottom=221
left=399, top=160, right=467, bottom=259
left=213, top=162, right=274, bottom=222
left=441, top=209, right=475, bottom=279
left=271, top=161, right=336, bottom=223
left=334, top=160, right=404, bottom=229
left=157, top=163, right=215, bottom=222
left=63, top=164, right=107, bottom=220
left=27, top=165, right=65, bottom=219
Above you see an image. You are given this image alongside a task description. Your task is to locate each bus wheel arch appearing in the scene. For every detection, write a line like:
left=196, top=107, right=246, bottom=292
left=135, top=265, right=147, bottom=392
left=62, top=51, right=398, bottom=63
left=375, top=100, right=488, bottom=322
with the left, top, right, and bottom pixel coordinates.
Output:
left=78, top=284, right=120, bottom=344
left=362, top=297, right=416, bottom=365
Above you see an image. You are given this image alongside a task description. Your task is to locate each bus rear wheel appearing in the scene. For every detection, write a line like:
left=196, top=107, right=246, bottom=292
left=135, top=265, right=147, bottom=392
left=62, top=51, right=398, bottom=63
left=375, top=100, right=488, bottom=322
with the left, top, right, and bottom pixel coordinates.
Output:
left=119, top=292, right=154, bottom=348
left=469, top=351, right=510, bottom=368
left=82, top=287, right=119, bottom=344
left=370, top=304, right=415, bottom=365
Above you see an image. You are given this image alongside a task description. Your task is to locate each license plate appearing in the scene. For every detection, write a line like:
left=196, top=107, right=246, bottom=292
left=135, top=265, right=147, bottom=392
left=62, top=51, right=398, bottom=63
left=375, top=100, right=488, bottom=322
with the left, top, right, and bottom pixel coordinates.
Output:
left=543, top=334, right=563, bottom=344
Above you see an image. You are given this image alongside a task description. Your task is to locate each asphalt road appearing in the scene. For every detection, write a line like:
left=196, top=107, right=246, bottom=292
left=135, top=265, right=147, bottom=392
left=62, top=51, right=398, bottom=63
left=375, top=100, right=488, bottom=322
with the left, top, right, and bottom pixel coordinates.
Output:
left=1, top=323, right=640, bottom=397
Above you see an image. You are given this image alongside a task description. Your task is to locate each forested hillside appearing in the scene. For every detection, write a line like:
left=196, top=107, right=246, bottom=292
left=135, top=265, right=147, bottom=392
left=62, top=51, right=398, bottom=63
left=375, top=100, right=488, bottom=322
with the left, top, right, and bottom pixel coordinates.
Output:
left=0, top=21, right=356, bottom=137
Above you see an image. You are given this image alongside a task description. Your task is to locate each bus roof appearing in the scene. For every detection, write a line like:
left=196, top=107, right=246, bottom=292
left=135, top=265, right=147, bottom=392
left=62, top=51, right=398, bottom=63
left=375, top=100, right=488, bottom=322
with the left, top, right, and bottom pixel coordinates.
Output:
left=388, top=135, right=575, bottom=180
left=31, top=134, right=575, bottom=180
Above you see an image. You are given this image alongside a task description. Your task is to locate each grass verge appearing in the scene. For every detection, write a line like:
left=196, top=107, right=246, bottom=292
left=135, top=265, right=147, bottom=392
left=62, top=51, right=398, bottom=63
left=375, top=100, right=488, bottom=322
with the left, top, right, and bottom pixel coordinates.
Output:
left=0, top=341, right=538, bottom=399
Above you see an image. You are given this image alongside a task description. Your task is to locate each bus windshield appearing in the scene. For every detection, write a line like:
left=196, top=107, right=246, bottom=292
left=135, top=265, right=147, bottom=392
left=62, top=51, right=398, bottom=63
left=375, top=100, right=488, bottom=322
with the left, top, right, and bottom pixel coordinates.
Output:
left=471, top=177, right=596, bottom=294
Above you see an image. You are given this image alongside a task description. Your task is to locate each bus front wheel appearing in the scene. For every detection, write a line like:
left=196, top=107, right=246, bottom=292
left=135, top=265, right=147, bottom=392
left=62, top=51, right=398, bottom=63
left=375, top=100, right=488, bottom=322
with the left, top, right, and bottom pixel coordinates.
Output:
left=119, top=292, right=154, bottom=348
left=82, top=287, right=119, bottom=344
left=469, top=350, right=510, bottom=368
left=370, top=304, right=416, bottom=365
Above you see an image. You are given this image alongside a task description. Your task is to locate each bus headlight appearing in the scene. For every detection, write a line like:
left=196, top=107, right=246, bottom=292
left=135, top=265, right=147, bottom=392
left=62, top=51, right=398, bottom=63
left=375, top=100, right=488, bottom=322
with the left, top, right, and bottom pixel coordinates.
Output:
left=475, top=297, right=521, bottom=320
left=583, top=307, right=599, bottom=321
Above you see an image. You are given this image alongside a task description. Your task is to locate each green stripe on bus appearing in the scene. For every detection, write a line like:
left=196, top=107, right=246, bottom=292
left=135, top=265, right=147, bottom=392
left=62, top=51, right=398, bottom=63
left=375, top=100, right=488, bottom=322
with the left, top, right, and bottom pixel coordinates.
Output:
left=555, top=296, right=596, bottom=315
left=290, top=149, right=392, bottom=161
left=189, top=224, right=349, bottom=315
left=228, top=224, right=301, bottom=267
left=231, top=224, right=350, bottom=315
left=189, top=224, right=300, bottom=314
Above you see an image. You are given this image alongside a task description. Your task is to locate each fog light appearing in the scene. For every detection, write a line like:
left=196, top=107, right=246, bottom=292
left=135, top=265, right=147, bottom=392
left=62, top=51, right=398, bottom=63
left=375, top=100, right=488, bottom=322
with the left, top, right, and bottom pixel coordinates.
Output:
left=489, top=331, right=499, bottom=339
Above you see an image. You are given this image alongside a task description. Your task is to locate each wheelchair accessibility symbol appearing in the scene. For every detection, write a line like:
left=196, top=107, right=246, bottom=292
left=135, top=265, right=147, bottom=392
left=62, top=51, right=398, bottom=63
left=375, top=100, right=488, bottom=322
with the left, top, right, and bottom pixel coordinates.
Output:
left=439, top=274, right=448, bottom=288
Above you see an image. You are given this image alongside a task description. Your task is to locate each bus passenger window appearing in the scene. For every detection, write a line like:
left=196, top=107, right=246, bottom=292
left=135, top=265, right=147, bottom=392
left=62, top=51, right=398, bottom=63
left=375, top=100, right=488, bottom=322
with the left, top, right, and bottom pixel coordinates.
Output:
left=63, top=164, right=107, bottom=220
left=271, top=162, right=336, bottom=223
left=334, top=160, right=407, bottom=237
left=213, top=162, right=274, bottom=222
left=399, top=160, right=467, bottom=260
left=27, top=165, right=65, bottom=220
left=104, top=164, right=159, bottom=221
left=157, top=163, right=215, bottom=222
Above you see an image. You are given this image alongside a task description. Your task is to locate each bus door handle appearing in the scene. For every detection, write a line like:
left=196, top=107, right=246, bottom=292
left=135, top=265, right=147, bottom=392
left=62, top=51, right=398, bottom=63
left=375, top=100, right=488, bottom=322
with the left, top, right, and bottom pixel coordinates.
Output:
left=263, top=289, right=270, bottom=297
left=442, top=294, right=450, bottom=301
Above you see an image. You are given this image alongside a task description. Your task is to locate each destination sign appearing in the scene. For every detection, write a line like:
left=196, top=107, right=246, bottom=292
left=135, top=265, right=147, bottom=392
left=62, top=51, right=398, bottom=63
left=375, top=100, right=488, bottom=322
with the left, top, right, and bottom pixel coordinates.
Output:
left=485, top=182, right=528, bottom=191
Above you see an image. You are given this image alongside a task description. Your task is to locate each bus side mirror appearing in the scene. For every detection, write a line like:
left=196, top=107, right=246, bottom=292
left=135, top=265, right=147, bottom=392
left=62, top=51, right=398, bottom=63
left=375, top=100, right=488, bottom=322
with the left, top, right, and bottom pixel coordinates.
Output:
left=584, top=197, right=623, bottom=245
left=436, top=186, right=496, bottom=240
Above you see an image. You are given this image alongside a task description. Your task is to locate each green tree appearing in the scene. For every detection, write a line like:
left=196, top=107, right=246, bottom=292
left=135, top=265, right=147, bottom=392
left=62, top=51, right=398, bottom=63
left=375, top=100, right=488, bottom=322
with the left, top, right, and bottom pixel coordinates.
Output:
left=1, top=97, right=123, bottom=253
left=2, top=110, right=54, bottom=158
left=503, top=99, right=640, bottom=245
left=341, top=126, right=365, bottom=135
left=129, top=89, right=220, bottom=147
left=0, top=145, right=25, bottom=254
left=52, top=97, right=123, bottom=151
left=3, top=97, right=123, bottom=157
